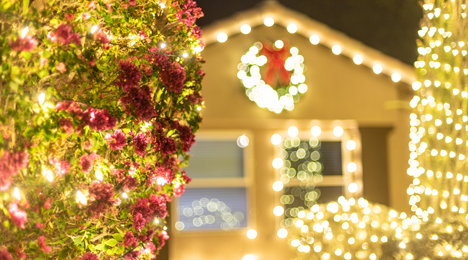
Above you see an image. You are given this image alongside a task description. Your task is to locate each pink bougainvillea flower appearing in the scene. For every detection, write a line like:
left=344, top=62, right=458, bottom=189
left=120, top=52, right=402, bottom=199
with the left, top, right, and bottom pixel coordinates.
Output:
left=128, top=0, right=136, bottom=6
left=35, top=222, right=44, bottom=230
left=9, top=36, right=37, bottom=52
left=82, top=12, right=91, bottom=20
left=0, top=248, right=12, bottom=260
left=120, top=86, right=157, bottom=121
left=38, top=236, right=51, bottom=253
left=86, top=2, right=96, bottom=9
left=47, top=31, right=57, bottom=42
left=132, top=132, right=148, bottom=157
left=8, top=203, right=27, bottom=229
left=49, top=157, right=70, bottom=177
left=173, top=182, right=185, bottom=197
left=124, top=231, right=138, bottom=248
left=15, top=248, right=26, bottom=259
left=192, top=25, right=202, bottom=39
left=122, top=3, right=128, bottom=9
left=88, top=58, right=96, bottom=66
left=81, top=252, right=99, bottom=260
left=175, top=0, right=204, bottom=27
left=105, top=4, right=113, bottom=12
left=105, top=129, right=127, bottom=150
left=95, top=30, right=110, bottom=44
left=55, top=24, right=81, bottom=45
left=87, top=181, right=118, bottom=217
left=64, top=13, right=74, bottom=21
left=0, top=151, right=29, bottom=191
left=40, top=57, right=48, bottom=67
left=79, top=153, right=96, bottom=174
left=157, top=231, right=169, bottom=250
left=56, top=62, right=66, bottom=73
left=58, top=117, right=74, bottom=134
left=43, top=198, right=52, bottom=209
left=133, top=212, right=146, bottom=231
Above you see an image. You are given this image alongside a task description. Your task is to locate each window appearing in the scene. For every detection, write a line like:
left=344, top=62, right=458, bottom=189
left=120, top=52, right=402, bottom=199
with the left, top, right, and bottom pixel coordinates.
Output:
left=271, top=124, right=361, bottom=228
left=174, top=132, right=252, bottom=232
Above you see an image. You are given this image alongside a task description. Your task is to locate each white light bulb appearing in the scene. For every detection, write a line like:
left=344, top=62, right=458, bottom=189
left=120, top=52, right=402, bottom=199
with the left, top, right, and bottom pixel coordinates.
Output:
left=13, top=187, right=21, bottom=201
left=272, top=181, right=283, bottom=191
left=347, top=162, right=357, bottom=172
left=271, top=134, right=282, bottom=145
left=373, top=64, right=383, bottom=74
left=240, top=24, right=251, bottom=34
left=246, top=229, right=257, bottom=239
left=161, top=43, right=166, bottom=48
left=263, top=17, right=274, bottom=27
left=310, top=35, right=320, bottom=45
left=38, top=92, right=46, bottom=105
left=273, top=206, right=284, bottom=216
left=242, top=255, right=256, bottom=260
left=217, top=33, right=228, bottom=43
left=46, top=169, right=53, bottom=182
left=272, top=158, right=283, bottom=169
left=274, top=40, right=284, bottom=49
left=333, top=126, right=344, bottom=137
left=346, top=140, right=356, bottom=150
left=21, top=26, right=29, bottom=39
left=277, top=228, right=288, bottom=238
left=348, top=183, right=358, bottom=193
left=77, top=190, right=87, bottom=205
left=332, top=45, right=342, bottom=55
left=95, top=170, right=103, bottom=181
left=90, top=25, right=99, bottom=34
left=122, top=192, right=128, bottom=199
left=391, top=73, right=401, bottom=82
left=288, top=126, right=299, bottom=137
left=311, top=126, right=321, bottom=137
left=237, top=134, right=249, bottom=148
left=353, top=55, right=363, bottom=65
left=287, top=24, right=297, bottom=33
left=182, top=53, right=189, bottom=58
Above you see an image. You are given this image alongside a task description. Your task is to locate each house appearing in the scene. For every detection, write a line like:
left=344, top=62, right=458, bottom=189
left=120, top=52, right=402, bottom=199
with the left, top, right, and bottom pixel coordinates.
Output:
left=169, top=1, right=415, bottom=259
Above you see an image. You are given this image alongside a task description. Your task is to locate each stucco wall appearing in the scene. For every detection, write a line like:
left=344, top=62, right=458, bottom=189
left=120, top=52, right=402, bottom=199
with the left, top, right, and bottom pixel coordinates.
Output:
left=170, top=24, right=412, bottom=260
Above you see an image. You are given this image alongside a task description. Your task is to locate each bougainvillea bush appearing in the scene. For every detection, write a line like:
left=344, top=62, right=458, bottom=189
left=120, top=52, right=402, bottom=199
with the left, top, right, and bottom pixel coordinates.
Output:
left=0, top=0, right=204, bottom=258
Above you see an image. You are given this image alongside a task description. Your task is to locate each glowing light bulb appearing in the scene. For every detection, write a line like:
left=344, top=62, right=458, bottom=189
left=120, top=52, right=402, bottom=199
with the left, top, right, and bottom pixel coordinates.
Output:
left=264, top=17, right=274, bottom=27
left=311, top=126, right=321, bottom=137
left=240, top=24, right=251, bottom=34
left=347, top=162, right=357, bottom=172
left=38, top=92, right=46, bottom=105
left=274, top=40, right=284, bottom=49
left=182, top=53, right=189, bottom=58
left=237, top=134, right=249, bottom=148
left=217, top=33, right=228, bottom=43
left=45, top=169, right=53, bottom=182
left=287, top=24, right=297, bottom=33
left=76, top=190, right=87, bottom=205
left=242, top=255, right=256, bottom=260
left=246, top=229, right=257, bottom=239
left=21, top=26, right=29, bottom=39
left=272, top=158, right=283, bottom=169
left=353, top=55, right=363, bottom=65
left=90, top=25, right=99, bottom=34
left=272, top=181, right=283, bottom=191
left=273, top=206, right=284, bottom=216
left=333, top=126, right=344, bottom=137
left=288, top=126, right=299, bottom=137
left=161, top=43, right=166, bottom=48
left=373, top=64, right=383, bottom=74
left=310, top=35, right=320, bottom=45
left=332, top=45, right=341, bottom=55
left=122, top=192, right=128, bottom=199
left=95, top=170, right=103, bottom=181
left=13, top=187, right=21, bottom=201
left=348, top=183, right=358, bottom=193
left=346, top=140, right=356, bottom=150
left=391, top=73, right=401, bottom=82
left=277, top=228, right=288, bottom=238
left=271, top=134, right=282, bottom=145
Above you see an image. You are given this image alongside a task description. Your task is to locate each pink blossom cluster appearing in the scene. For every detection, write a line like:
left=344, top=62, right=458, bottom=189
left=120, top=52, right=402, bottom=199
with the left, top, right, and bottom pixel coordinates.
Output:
left=187, top=92, right=203, bottom=105
left=175, top=0, right=204, bottom=27
left=56, top=101, right=117, bottom=132
left=157, top=230, right=169, bottom=250
left=120, top=85, right=157, bottom=121
left=48, top=24, right=81, bottom=46
left=191, top=25, right=202, bottom=39
left=38, top=236, right=51, bottom=253
left=105, top=129, right=127, bottom=150
left=0, top=151, right=29, bottom=191
left=172, top=120, right=196, bottom=152
left=8, top=203, right=27, bottom=229
left=81, top=252, right=99, bottom=260
left=115, top=58, right=142, bottom=91
left=146, top=48, right=186, bottom=93
left=58, top=117, right=74, bottom=134
left=49, top=157, right=71, bottom=177
left=0, top=248, right=12, bottom=260
left=79, top=153, right=97, bottom=174
left=132, top=132, right=148, bottom=157
left=131, top=194, right=167, bottom=231
left=9, top=36, right=37, bottom=52
left=87, top=181, right=119, bottom=217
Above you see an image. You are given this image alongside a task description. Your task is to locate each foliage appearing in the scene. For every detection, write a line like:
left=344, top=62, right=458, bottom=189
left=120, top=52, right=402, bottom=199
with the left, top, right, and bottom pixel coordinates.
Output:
left=0, top=0, right=204, bottom=258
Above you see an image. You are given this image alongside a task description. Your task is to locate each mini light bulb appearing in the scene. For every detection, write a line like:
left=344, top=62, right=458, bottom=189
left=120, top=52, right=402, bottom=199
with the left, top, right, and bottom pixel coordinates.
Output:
left=122, top=192, right=128, bottom=199
left=76, top=190, right=87, bottom=205
left=95, top=169, right=103, bottom=181
left=21, top=26, right=29, bottom=39
left=90, top=25, right=99, bottom=34
left=13, top=187, right=21, bottom=201
left=38, top=92, right=46, bottom=105
left=45, top=169, right=53, bottom=182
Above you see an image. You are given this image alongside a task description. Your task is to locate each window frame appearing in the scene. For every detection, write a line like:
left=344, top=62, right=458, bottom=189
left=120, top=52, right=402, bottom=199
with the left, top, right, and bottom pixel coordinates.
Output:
left=172, top=130, right=255, bottom=235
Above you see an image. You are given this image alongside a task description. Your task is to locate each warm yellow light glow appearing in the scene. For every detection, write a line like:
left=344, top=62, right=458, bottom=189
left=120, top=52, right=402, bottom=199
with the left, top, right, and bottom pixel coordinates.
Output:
left=288, top=126, right=299, bottom=137
left=95, top=169, right=103, bottom=181
left=274, top=40, right=284, bottom=49
left=373, top=64, right=383, bottom=74
left=13, top=187, right=21, bottom=201
left=237, top=134, right=249, bottom=148
left=240, top=24, right=251, bottom=34
left=287, top=24, right=297, bottom=33
left=76, top=190, right=87, bottom=205
left=91, top=25, right=99, bottom=34
left=277, top=228, right=288, bottom=238
left=38, top=92, right=46, bottom=105
left=21, top=26, right=29, bottom=39
left=348, top=183, right=358, bottom=193
left=347, top=162, right=357, bottom=172
left=272, top=158, right=283, bottom=169
left=310, top=35, right=320, bottom=45
left=272, top=181, right=283, bottom=191
left=271, top=134, right=282, bottom=145
left=311, top=126, right=321, bottom=137
left=217, top=33, right=228, bottom=43
left=391, top=73, right=401, bottom=82
left=353, top=55, right=363, bottom=65
left=264, top=17, right=274, bottom=27
left=332, top=45, right=342, bottom=55
left=346, top=140, right=356, bottom=150
left=246, top=229, right=257, bottom=239
left=273, top=206, right=284, bottom=216
left=333, top=126, right=344, bottom=137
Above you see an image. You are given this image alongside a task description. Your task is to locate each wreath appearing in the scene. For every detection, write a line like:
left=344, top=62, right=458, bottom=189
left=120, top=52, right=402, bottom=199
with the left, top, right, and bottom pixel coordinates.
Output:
left=237, top=40, right=308, bottom=113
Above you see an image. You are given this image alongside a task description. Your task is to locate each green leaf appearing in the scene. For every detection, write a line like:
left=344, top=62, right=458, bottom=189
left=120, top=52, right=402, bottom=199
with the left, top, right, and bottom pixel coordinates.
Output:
left=58, top=247, right=69, bottom=259
left=106, top=248, right=115, bottom=255
left=116, top=227, right=125, bottom=237
left=43, top=50, right=52, bottom=58
left=105, top=15, right=112, bottom=24
left=95, top=244, right=105, bottom=251
left=37, top=69, right=49, bottom=79
left=22, top=0, right=29, bottom=15
left=104, top=239, right=118, bottom=247
left=112, top=233, right=123, bottom=242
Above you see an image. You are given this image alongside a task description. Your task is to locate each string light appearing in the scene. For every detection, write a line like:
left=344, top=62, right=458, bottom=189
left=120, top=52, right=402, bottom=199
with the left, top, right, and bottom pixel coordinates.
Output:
left=241, top=24, right=251, bottom=34
left=90, top=25, right=99, bottom=34
left=217, top=33, right=228, bottom=43
left=287, top=24, right=297, bottom=33
left=21, top=26, right=28, bottom=39
left=310, top=35, right=320, bottom=45
left=38, top=92, right=45, bottom=105
left=332, top=45, right=341, bottom=55
left=246, top=229, right=257, bottom=239
left=13, top=187, right=21, bottom=201
left=264, top=17, right=274, bottom=27
left=76, top=190, right=87, bottom=205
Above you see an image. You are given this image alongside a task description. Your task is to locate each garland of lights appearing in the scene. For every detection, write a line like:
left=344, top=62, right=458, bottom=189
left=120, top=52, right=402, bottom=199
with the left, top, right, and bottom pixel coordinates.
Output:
left=237, top=40, right=308, bottom=113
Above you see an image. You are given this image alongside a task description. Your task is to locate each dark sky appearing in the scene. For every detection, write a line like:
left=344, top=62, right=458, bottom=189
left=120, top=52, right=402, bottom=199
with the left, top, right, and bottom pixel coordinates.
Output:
left=196, top=0, right=422, bottom=65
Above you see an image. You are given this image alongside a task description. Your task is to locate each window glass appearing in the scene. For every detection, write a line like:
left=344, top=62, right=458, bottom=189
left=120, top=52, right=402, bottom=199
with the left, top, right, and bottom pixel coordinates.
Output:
left=176, top=187, right=248, bottom=231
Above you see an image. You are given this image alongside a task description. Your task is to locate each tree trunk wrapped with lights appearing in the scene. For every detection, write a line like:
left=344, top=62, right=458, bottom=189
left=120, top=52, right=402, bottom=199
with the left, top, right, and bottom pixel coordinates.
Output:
left=286, top=0, right=468, bottom=259
left=0, top=0, right=204, bottom=259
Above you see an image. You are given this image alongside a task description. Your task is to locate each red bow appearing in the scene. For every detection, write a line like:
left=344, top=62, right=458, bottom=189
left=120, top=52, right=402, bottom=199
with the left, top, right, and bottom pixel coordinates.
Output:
left=260, top=42, right=291, bottom=87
